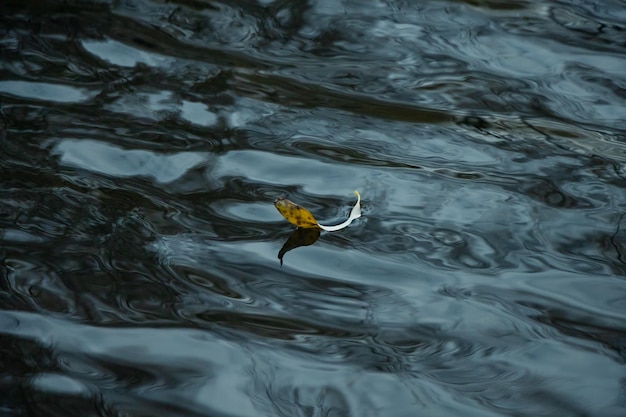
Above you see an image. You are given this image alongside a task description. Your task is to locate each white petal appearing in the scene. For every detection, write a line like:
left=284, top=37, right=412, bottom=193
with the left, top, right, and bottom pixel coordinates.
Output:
left=318, top=191, right=362, bottom=232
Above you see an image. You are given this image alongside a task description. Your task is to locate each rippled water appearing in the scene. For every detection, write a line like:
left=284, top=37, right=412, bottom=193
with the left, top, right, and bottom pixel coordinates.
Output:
left=2, top=1, right=626, bottom=416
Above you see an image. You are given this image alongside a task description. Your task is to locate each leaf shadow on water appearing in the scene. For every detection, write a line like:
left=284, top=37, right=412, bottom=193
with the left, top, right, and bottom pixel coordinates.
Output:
left=277, top=228, right=321, bottom=266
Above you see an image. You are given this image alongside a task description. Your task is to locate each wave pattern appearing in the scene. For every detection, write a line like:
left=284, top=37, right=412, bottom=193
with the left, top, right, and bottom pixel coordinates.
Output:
left=1, top=1, right=626, bottom=416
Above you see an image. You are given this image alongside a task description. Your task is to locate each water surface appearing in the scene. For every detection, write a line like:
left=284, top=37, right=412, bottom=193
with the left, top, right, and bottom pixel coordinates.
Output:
left=1, top=1, right=626, bottom=416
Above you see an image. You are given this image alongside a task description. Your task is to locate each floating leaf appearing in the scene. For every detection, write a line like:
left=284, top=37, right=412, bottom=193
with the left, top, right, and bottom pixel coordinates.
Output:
left=274, top=191, right=361, bottom=231
left=274, top=198, right=320, bottom=229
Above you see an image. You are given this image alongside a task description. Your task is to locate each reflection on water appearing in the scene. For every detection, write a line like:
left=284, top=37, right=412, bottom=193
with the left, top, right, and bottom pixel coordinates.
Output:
left=278, top=227, right=321, bottom=266
left=1, top=0, right=626, bottom=416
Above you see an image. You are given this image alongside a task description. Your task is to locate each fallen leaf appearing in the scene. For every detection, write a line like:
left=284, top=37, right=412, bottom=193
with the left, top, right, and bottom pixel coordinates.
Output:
left=274, top=198, right=320, bottom=229
left=274, top=191, right=361, bottom=231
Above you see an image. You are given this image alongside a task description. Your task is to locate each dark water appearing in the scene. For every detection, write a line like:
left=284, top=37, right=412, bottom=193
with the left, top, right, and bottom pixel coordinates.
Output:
left=1, top=0, right=626, bottom=416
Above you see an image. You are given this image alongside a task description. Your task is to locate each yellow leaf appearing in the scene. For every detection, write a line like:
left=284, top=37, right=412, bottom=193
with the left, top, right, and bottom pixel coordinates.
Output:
left=274, top=191, right=362, bottom=231
left=274, top=198, right=321, bottom=229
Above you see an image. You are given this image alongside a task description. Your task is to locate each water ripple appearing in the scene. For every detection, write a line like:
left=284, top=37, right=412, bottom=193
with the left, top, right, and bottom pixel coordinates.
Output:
left=2, top=1, right=626, bottom=416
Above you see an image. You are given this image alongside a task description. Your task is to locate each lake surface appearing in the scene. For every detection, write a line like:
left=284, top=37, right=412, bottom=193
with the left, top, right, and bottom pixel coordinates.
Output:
left=1, top=1, right=626, bottom=416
